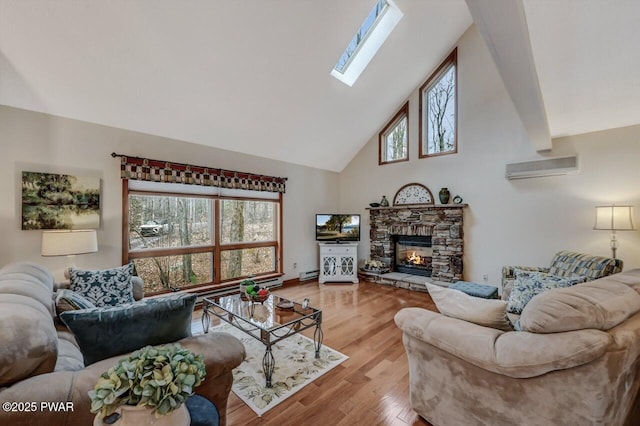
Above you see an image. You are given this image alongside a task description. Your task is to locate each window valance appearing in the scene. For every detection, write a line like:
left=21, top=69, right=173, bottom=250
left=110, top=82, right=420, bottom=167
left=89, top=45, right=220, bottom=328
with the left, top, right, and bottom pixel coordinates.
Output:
left=112, top=153, right=287, bottom=193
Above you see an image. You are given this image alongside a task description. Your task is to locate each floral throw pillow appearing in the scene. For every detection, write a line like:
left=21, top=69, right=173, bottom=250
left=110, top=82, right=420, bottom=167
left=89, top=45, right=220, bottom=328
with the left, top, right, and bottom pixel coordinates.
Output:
left=69, top=264, right=135, bottom=307
left=506, top=270, right=586, bottom=315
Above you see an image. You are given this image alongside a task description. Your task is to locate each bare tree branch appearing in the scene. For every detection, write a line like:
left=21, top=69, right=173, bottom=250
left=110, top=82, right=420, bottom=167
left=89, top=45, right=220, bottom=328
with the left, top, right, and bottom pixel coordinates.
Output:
left=426, top=67, right=455, bottom=153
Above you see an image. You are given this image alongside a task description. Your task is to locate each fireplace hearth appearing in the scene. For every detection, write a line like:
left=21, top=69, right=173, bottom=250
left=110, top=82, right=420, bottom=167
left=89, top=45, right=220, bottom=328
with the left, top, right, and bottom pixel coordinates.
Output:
left=393, top=235, right=432, bottom=277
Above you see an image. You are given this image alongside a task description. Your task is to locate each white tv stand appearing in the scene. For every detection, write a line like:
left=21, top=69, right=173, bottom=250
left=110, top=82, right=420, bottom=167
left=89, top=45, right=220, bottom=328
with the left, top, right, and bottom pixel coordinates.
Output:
left=318, top=242, right=359, bottom=284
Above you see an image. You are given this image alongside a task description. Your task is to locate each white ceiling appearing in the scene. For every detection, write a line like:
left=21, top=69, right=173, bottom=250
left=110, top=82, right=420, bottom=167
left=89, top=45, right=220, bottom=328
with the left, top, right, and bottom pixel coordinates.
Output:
left=523, top=0, right=640, bottom=139
left=0, top=1, right=638, bottom=172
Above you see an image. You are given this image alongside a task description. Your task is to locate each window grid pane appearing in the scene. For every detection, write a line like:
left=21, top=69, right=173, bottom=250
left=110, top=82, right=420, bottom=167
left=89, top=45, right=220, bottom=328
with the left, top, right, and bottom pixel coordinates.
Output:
left=219, top=200, right=276, bottom=244
left=128, top=194, right=212, bottom=251
left=133, top=252, right=213, bottom=294
left=220, top=247, right=276, bottom=281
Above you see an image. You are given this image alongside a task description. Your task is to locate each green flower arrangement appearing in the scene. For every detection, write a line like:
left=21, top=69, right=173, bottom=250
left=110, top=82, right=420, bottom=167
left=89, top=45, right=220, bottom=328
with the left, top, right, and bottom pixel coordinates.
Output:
left=89, top=343, right=206, bottom=418
left=239, top=278, right=256, bottom=300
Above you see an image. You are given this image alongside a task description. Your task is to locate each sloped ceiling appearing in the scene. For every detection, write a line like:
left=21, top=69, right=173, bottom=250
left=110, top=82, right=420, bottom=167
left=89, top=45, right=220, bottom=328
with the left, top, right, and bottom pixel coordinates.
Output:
left=523, top=0, right=640, bottom=138
left=0, top=0, right=471, bottom=172
left=0, top=0, right=638, bottom=172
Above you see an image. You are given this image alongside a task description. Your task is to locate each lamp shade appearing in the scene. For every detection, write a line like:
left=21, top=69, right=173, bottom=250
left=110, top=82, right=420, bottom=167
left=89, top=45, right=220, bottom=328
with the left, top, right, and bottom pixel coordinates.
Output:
left=593, top=205, right=635, bottom=231
left=41, top=230, right=98, bottom=256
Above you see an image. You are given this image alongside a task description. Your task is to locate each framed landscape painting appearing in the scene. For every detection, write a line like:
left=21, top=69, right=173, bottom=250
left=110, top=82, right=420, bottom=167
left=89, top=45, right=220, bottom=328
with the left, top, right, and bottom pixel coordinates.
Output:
left=22, top=171, right=100, bottom=230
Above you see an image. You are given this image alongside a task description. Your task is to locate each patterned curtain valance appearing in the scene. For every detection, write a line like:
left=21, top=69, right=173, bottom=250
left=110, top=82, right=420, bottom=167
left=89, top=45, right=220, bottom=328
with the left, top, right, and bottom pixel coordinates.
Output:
left=112, top=153, right=287, bottom=193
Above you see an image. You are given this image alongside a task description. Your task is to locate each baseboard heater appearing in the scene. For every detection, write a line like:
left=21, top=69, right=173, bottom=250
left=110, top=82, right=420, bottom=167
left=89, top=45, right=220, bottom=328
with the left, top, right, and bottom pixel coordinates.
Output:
left=299, top=270, right=320, bottom=281
left=194, top=287, right=238, bottom=307
left=254, top=276, right=284, bottom=290
left=505, top=155, right=578, bottom=180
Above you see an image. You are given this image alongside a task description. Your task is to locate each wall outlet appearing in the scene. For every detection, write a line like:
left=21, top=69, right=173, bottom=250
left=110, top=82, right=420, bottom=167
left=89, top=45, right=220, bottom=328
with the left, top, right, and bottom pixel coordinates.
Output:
left=293, top=262, right=298, bottom=270
left=482, top=274, right=489, bottom=283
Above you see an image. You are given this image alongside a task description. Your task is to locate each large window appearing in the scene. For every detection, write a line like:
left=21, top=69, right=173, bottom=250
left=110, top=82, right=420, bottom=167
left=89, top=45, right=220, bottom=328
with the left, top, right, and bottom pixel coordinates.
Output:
left=124, top=182, right=281, bottom=295
left=419, top=48, right=457, bottom=158
left=379, top=102, right=409, bottom=165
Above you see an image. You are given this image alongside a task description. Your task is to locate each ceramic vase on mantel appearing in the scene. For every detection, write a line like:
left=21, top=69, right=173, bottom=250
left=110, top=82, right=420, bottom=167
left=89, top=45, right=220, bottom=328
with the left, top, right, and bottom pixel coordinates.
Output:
left=439, top=188, right=450, bottom=204
left=93, top=405, right=190, bottom=426
left=380, top=195, right=389, bottom=207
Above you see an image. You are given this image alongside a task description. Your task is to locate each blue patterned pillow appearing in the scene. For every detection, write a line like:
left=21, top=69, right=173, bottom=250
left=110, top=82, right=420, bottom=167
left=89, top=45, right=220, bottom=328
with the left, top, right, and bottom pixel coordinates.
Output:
left=507, top=270, right=586, bottom=314
left=55, top=289, right=96, bottom=316
left=69, top=264, right=135, bottom=307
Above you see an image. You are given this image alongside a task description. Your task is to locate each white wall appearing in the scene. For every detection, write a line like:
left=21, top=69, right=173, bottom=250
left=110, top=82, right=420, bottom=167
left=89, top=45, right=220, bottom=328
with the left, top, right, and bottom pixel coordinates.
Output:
left=2, top=24, right=639, bottom=288
left=0, top=106, right=338, bottom=281
left=339, top=25, right=640, bottom=287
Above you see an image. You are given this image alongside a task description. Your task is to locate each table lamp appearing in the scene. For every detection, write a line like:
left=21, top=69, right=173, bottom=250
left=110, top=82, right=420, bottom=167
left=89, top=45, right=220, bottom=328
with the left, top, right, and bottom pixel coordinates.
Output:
left=593, top=205, right=635, bottom=259
left=41, top=229, right=98, bottom=278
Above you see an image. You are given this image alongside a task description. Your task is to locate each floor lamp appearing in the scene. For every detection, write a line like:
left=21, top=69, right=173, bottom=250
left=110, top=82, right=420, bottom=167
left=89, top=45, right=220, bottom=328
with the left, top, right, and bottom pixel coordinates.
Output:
left=593, top=205, right=635, bottom=259
left=41, top=229, right=98, bottom=278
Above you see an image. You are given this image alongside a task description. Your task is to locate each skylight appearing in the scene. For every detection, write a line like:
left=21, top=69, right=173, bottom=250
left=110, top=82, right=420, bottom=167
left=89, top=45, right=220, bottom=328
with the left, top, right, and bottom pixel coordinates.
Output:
left=331, top=0, right=403, bottom=87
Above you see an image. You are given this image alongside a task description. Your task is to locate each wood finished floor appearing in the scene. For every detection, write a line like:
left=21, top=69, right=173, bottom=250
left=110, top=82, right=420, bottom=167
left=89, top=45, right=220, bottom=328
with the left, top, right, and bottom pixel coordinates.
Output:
left=197, top=281, right=437, bottom=426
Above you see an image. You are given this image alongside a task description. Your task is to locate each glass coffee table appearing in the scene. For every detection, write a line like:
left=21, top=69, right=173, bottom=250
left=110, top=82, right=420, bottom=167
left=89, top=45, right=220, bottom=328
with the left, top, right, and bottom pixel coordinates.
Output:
left=201, top=293, right=323, bottom=388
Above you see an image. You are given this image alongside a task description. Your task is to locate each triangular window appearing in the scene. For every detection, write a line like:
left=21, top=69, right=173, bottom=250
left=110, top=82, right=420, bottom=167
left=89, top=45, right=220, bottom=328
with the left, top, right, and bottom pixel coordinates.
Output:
left=379, top=102, right=409, bottom=165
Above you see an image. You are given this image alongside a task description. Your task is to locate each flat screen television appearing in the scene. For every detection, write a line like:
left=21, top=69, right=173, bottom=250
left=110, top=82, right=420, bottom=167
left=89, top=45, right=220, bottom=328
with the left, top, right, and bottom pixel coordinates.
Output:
left=316, top=214, right=360, bottom=242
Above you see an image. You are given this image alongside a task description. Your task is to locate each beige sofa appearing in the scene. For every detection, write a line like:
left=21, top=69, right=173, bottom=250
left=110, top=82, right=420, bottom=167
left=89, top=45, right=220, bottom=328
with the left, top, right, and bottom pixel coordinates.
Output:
left=0, top=261, right=245, bottom=426
left=395, top=269, right=640, bottom=426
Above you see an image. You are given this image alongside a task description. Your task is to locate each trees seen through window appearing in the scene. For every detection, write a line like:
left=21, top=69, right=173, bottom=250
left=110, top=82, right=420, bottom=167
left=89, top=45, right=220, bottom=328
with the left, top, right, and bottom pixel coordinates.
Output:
left=126, top=188, right=279, bottom=295
left=420, top=48, right=457, bottom=158
left=379, top=102, right=409, bottom=165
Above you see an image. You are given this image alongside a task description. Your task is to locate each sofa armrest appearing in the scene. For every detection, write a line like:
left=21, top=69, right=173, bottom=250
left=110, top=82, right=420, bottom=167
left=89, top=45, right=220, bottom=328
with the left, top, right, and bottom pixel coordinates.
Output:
left=0, top=331, right=244, bottom=426
left=130, top=276, right=144, bottom=301
left=76, top=331, right=244, bottom=426
left=609, top=311, right=640, bottom=358
left=501, top=266, right=550, bottom=300
left=176, top=332, right=245, bottom=426
left=395, top=307, right=611, bottom=378
left=0, top=371, right=78, bottom=426
left=177, top=332, right=246, bottom=387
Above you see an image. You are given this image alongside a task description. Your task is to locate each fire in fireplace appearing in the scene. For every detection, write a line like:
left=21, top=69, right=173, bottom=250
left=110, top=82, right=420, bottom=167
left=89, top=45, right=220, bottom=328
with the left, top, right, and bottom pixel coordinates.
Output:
left=393, top=235, right=433, bottom=277
left=406, top=251, right=427, bottom=267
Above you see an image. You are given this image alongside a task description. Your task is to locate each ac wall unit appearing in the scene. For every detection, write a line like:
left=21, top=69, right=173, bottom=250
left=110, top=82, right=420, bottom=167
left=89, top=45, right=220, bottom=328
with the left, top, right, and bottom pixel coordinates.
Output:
left=505, top=155, right=578, bottom=180
left=299, top=270, right=320, bottom=281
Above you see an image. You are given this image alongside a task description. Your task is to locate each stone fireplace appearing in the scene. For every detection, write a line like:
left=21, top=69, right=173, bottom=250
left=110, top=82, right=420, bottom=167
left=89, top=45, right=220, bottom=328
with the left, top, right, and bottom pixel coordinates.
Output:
left=368, top=205, right=465, bottom=283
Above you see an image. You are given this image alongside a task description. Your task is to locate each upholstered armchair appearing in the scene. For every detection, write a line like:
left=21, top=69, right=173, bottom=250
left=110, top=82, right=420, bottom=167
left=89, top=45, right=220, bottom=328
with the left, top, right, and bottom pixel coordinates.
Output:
left=501, top=250, right=623, bottom=300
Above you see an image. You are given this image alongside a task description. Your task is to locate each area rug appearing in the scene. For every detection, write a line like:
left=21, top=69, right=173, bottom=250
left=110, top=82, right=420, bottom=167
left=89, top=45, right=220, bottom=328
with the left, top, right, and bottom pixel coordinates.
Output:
left=207, top=322, right=348, bottom=416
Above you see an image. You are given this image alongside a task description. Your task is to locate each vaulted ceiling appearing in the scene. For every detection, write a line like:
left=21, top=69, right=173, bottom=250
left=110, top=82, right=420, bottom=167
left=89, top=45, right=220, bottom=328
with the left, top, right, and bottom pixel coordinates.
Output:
left=1, top=1, right=638, bottom=172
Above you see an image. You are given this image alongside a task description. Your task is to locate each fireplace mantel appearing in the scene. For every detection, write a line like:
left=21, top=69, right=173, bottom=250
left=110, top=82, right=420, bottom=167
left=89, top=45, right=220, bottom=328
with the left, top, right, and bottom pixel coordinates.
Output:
left=366, top=204, right=468, bottom=210
left=368, top=204, right=466, bottom=283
